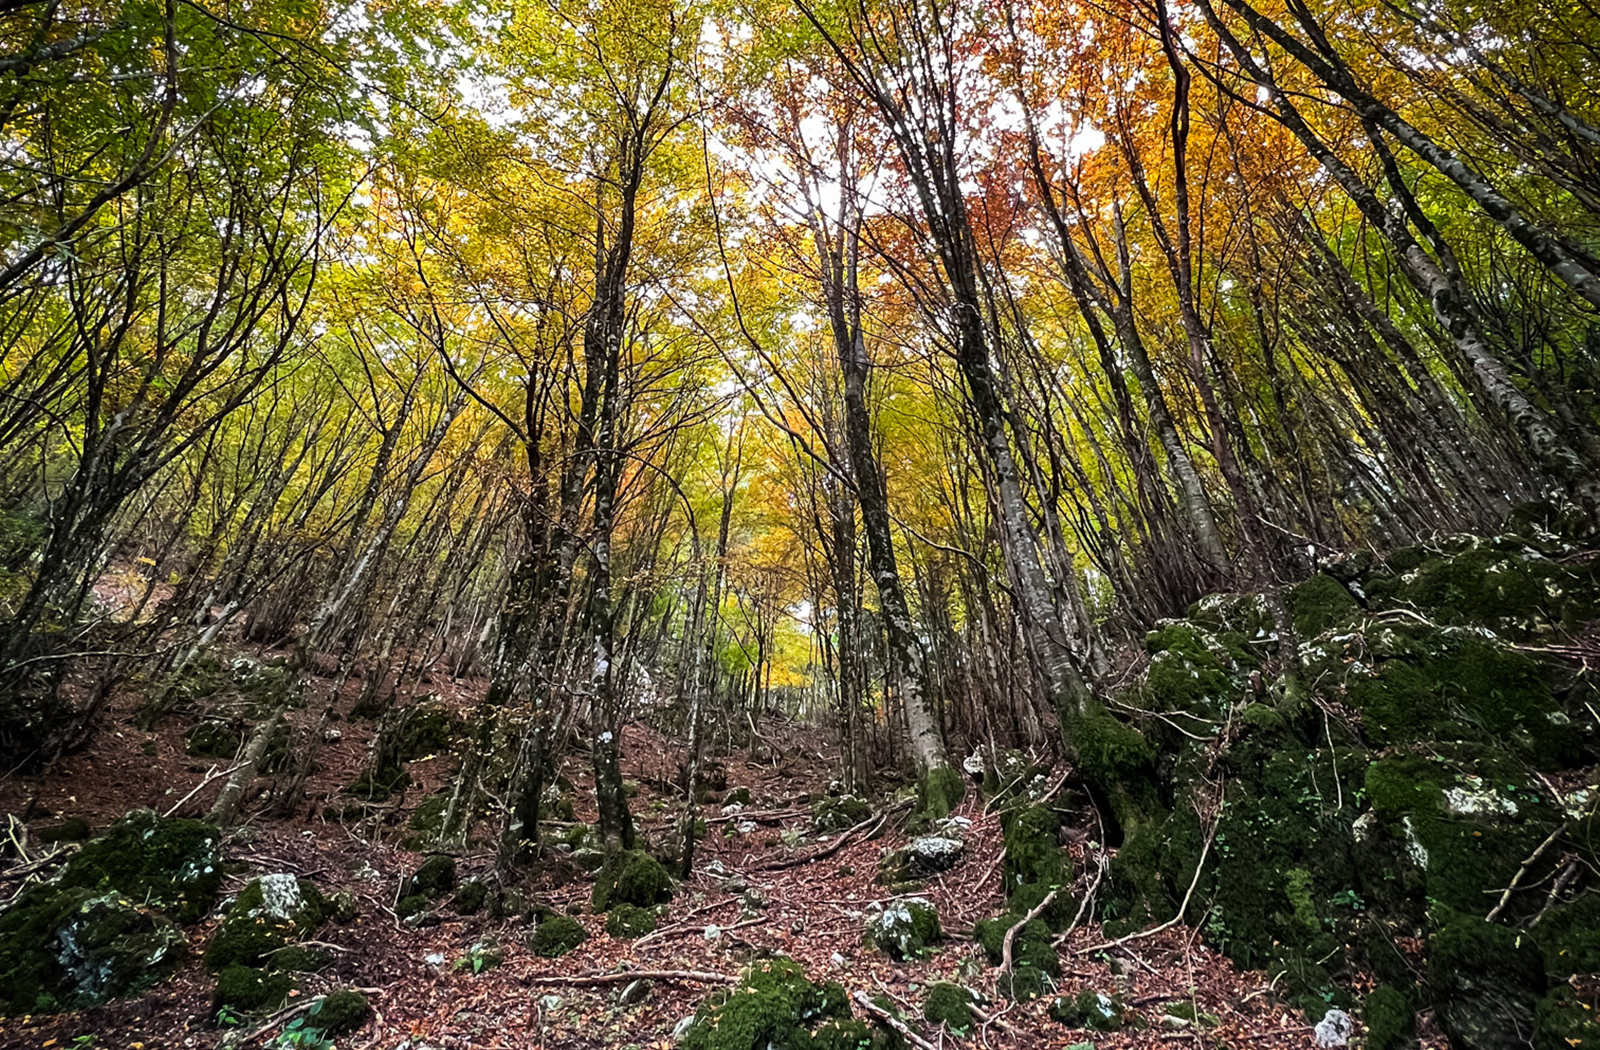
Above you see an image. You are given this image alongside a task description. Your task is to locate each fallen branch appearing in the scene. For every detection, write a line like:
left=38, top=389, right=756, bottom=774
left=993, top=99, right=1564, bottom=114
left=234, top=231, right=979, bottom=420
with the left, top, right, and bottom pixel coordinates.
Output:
left=751, top=805, right=896, bottom=872
left=1077, top=818, right=1216, bottom=956
left=522, top=969, right=736, bottom=987
left=999, top=887, right=1059, bottom=981
left=852, top=989, right=939, bottom=1050
left=1487, top=821, right=1567, bottom=922
left=224, top=988, right=383, bottom=1048
left=166, top=761, right=249, bottom=817
left=704, top=807, right=808, bottom=825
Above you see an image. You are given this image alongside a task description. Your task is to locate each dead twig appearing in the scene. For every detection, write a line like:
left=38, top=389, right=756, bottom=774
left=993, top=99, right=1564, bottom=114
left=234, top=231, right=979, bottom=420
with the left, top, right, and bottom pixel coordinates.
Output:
left=522, top=969, right=737, bottom=987
left=1000, top=887, right=1059, bottom=981
left=853, top=989, right=939, bottom=1050
left=1487, top=821, right=1567, bottom=922
left=166, top=761, right=249, bottom=817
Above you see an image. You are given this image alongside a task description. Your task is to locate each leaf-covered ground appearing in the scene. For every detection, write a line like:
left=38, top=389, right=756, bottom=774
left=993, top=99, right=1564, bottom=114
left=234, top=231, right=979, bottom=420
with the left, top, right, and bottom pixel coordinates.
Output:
left=0, top=682, right=1437, bottom=1050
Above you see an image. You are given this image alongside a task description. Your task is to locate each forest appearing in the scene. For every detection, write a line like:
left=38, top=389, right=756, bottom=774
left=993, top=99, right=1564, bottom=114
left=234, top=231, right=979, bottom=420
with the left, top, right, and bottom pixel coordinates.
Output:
left=1, top=0, right=1598, bottom=1046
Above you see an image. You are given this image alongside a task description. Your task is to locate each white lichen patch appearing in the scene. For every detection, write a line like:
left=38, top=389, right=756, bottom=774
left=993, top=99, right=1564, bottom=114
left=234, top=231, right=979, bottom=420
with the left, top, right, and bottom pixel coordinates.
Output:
left=1442, top=777, right=1518, bottom=818
left=1401, top=817, right=1429, bottom=869
left=255, top=873, right=304, bottom=920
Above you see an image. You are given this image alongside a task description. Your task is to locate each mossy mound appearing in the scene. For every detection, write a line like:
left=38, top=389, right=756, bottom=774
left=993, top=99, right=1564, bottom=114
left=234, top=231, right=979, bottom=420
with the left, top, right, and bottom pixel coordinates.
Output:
left=529, top=914, right=587, bottom=957
left=204, top=874, right=327, bottom=971
left=1095, top=522, right=1600, bottom=1023
left=725, top=786, right=752, bottom=805
left=974, top=915, right=1059, bottom=1001
left=35, top=816, right=91, bottom=843
left=451, top=878, right=488, bottom=915
left=591, top=849, right=673, bottom=912
left=1362, top=985, right=1414, bottom=1050
left=812, top=794, right=871, bottom=832
left=310, top=990, right=370, bottom=1037
left=213, top=964, right=294, bottom=1015
left=605, top=903, right=658, bottom=938
left=0, top=811, right=225, bottom=1014
left=1429, top=912, right=1546, bottom=1050
left=405, top=854, right=457, bottom=899
left=999, top=804, right=1072, bottom=929
left=266, top=945, right=332, bottom=972
left=864, top=897, right=941, bottom=960
left=54, top=810, right=223, bottom=924
left=0, top=890, right=187, bottom=1015
left=679, top=956, right=899, bottom=1050
left=923, top=983, right=973, bottom=1032
left=1048, top=989, right=1124, bottom=1031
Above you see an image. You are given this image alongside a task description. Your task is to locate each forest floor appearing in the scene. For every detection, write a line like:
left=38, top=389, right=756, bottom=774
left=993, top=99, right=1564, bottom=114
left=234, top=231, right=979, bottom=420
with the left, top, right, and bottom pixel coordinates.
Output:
left=0, top=662, right=1422, bottom=1050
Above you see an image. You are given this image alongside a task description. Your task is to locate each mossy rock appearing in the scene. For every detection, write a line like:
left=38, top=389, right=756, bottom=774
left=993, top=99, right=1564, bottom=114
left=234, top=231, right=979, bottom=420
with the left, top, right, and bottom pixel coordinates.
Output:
left=865, top=897, right=941, bottom=960
left=725, top=786, right=752, bottom=805
left=529, top=914, right=587, bottom=957
left=213, top=964, right=294, bottom=1014
left=1429, top=913, right=1546, bottom=1050
left=1000, top=804, right=1070, bottom=926
left=1142, top=621, right=1246, bottom=715
left=405, top=854, right=457, bottom=899
left=266, top=945, right=332, bottom=973
left=1288, top=574, right=1360, bottom=638
left=0, top=889, right=187, bottom=1014
left=389, top=703, right=461, bottom=762
left=1535, top=986, right=1600, bottom=1050
left=1048, top=989, right=1124, bottom=1031
left=451, top=879, right=489, bottom=915
left=605, top=903, right=658, bottom=938
left=680, top=956, right=864, bottom=1050
left=394, top=894, right=432, bottom=921
left=1362, top=986, right=1414, bottom=1050
left=310, top=990, right=370, bottom=1037
left=204, top=874, right=326, bottom=971
left=811, top=794, right=871, bottom=832
left=402, top=792, right=451, bottom=850
left=54, top=810, right=223, bottom=924
left=184, top=720, right=239, bottom=758
left=924, top=982, right=973, bottom=1031
left=591, top=849, right=673, bottom=912
left=974, top=914, right=1059, bottom=1001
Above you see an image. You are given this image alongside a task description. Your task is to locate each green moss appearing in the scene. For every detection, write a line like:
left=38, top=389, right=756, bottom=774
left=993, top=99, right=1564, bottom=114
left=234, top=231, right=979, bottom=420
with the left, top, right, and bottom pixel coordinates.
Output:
left=1534, top=986, right=1600, bottom=1050
left=346, top=764, right=410, bottom=801
left=530, top=914, right=587, bottom=957
left=407, top=854, right=457, bottom=899
left=999, top=804, right=1071, bottom=929
left=394, top=894, right=431, bottom=921
left=55, top=810, right=223, bottom=924
left=1143, top=623, right=1238, bottom=713
left=680, top=956, right=855, bottom=1050
left=185, top=720, right=239, bottom=758
left=310, top=990, right=370, bottom=1037
left=266, top=945, right=331, bottom=972
left=391, top=705, right=459, bottom=761
left=812, top=794, right=871, bottom=832
left=1048, top=989, right=1123, bottom=1031
left=725, top=786, right=752, bottom=805
left=1285, top=868, right=1319, bottom=935
left=914, top=766, right=965, bottom=826
left=1428, top=913, right=1545, bottom=1050
left=213, top=964, right=294, bottom=1014
left=449, top=878, right=488, bottom=915
left=1289, top=575, right=1360, bottom=637
left=591, top=849, right=673, bottom=912
left=605, top=903, right=658, bottom=938
left=923, top=983, right=972, bottom=1032
left=0, top=888, right=188, bottom=1014
left=1363, top=986, right=1414, bottom=1050
left=204, top=876, right=323, bottom=972
left=865, top=898, right=941, bottom=960
left=1531, top=893, right=1600, bottom=974
left=974, top=915, right=1059, bottom=1001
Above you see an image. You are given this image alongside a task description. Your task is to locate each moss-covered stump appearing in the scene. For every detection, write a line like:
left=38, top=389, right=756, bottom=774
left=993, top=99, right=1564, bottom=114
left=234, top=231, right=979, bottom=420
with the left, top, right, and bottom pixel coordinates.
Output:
left=591, top=849, right=673, bottom=912
left=1362, top=986, right=1415, bottom=1050
left=1093, top=521, right=1600, bottom=1024
left=679, top=956, right=899, bottom=1050
left=310, top=990, right=370, bottom=1037
left=923, top=983, right=973, bottom=1032
left=528, top=914, right=587, bottom=957
left=913, top=766, right=965, bottom=826
left=204, top=874, right=328, bottom=971
left=999, top=804, right=1072, bottom=929
left=811, top=794, right=871, bottom=832
left=0, top=811, right=225, bottom=1014
left=974, top=914, right=1060, bottom=1000
left=605, top=903, right=658, bottom=938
